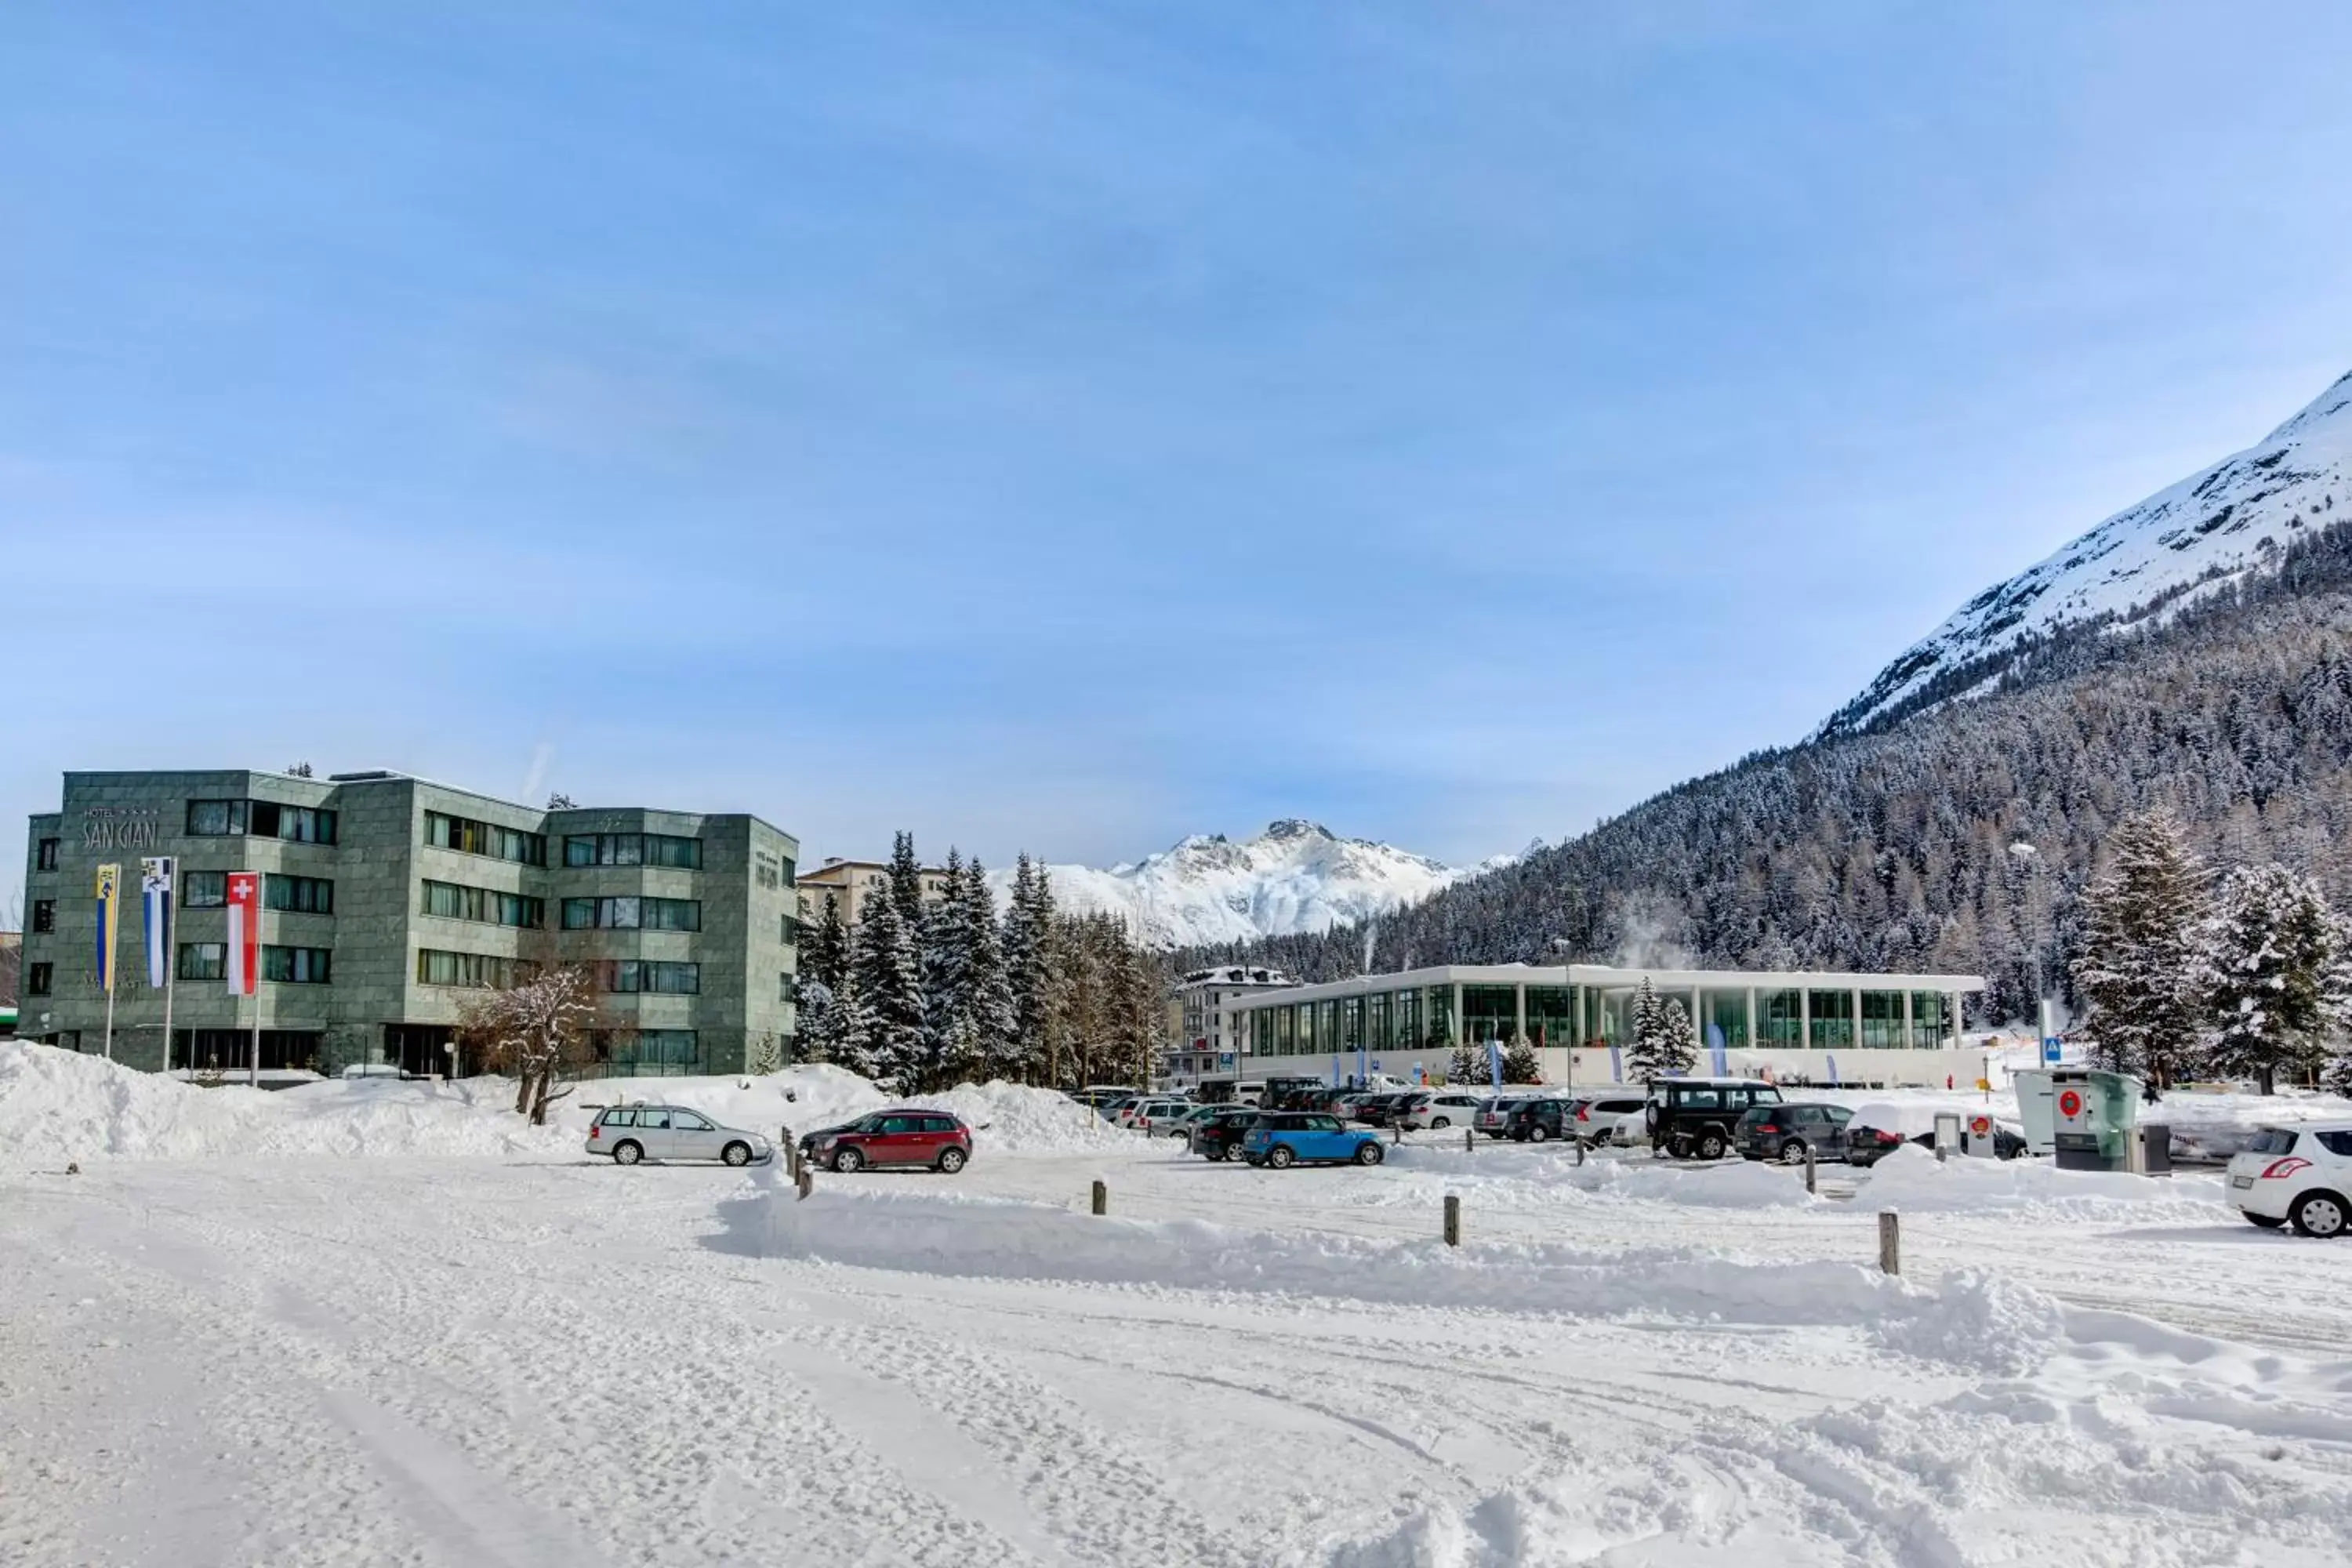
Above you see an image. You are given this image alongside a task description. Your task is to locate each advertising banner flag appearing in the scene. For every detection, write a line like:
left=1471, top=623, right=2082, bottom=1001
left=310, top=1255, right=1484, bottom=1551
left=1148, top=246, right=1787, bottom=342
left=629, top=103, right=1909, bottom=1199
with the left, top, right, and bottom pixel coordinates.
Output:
left=93, top=863, right=122, bottom=995
left=1486, top=1039, right=1504, bottom=1090
left=226, top=872, right=260, bottom=996
left=1707, top=1022, right=1729, bottom=1076
left=141, top=856, right=176, bottom=990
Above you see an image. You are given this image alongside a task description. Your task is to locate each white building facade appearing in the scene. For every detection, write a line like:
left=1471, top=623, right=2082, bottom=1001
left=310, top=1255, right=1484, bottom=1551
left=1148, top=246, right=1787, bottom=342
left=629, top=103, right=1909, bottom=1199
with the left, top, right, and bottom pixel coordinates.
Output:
left=1217, top=963, right=1987, bottom=1090
left=1163, top=964, right=1298, bottom=1082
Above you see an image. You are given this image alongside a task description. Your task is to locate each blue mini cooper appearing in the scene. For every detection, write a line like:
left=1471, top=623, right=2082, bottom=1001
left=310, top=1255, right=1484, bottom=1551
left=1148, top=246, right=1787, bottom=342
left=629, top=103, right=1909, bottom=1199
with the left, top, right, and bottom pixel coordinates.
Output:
left=1241, top=1111, right=1386, bottom=1169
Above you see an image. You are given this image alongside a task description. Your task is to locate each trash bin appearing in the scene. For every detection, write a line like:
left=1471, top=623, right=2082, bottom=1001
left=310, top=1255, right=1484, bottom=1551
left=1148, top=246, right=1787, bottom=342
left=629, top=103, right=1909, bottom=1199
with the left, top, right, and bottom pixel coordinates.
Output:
left=2050, top=1069, right=2143, bottom=1172
left=2139, top=1123, right=2172, bottom=1177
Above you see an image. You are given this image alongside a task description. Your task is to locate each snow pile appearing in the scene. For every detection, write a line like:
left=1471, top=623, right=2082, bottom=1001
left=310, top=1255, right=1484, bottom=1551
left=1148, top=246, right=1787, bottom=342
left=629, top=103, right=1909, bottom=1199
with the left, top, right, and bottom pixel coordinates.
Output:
left=716, top=1178, right=2057, bottom=1371
left=564, top=1066, right=1129, bottom=1156
left=1380, top=1143, right=1826, bottom=1210
left=1337, top=1369, right=2352, bottom=1568
left=1858, top=1142, right=2230, bottom=1219
left=0, top=1043, right=572, bottom=1163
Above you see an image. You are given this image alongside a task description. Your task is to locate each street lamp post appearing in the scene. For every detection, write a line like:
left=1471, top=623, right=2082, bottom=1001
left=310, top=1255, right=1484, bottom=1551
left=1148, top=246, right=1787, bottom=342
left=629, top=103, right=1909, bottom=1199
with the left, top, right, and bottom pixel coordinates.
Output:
left=1552, top=939, right=1576, bottom=1093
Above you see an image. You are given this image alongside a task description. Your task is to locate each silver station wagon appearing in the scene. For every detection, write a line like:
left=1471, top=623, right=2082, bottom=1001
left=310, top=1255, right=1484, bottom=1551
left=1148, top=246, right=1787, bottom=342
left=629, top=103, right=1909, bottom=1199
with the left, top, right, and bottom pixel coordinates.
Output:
left=586, top=1104, right=775, bottom=1167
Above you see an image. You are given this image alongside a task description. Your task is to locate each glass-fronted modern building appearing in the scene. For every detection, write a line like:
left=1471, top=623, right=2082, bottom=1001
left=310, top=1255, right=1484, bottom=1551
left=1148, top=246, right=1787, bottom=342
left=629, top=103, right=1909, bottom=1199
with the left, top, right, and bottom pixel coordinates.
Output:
left=1215, top=963, right=1985, bottom=1087
left=19, top=769, right=800, bottom=1078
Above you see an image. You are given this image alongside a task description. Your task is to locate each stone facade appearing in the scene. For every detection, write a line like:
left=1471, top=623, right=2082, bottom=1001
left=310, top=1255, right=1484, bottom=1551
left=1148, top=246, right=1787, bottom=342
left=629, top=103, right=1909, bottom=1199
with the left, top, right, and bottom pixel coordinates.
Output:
left=17, top=770, right=799, bottom=1076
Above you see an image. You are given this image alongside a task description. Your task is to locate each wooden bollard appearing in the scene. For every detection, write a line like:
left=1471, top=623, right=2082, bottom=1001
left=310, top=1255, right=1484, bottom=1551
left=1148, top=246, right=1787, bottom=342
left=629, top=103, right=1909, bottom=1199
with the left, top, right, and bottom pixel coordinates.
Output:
left=1465, top=1127, right=1474, bottom=1153
left=1878, top=1210, right=1900, bottom=1276
left=1443, top=1194, right=1461, bottom=1247
left=1574, top=1140, right=1585, bottom=1167
left=1805, top=1145, right=1817, bottom=1196
left=796, top=1166, right=814, bottom=1201
left=1091, top=1179, right=1108, bottom=1217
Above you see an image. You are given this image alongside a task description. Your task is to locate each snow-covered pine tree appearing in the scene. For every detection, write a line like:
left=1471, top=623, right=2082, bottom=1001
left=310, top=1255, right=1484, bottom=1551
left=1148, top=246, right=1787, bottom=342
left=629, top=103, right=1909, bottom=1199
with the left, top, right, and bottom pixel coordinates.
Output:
left=2070, top=810, right=2205, bottom=1083
left=1625, top=977, right=1697, bottom=1083
left=1447, top=1040, right=1482, bottom=1087
left=1003, top=855, right=1058, bottom=1083
left=2197, top=863, right=2351, bottom=1094
left=961, top=858, right=1022, bottom=1079
left=1501, top=1035, right=1542, bottom=1083
left=918, top=848, right=971, bottom=1074
left=802, top=891, right=849, bottom=996
left=851, top=885, right=927, bottom=1091
left=887, top=829, right=927, bottom=935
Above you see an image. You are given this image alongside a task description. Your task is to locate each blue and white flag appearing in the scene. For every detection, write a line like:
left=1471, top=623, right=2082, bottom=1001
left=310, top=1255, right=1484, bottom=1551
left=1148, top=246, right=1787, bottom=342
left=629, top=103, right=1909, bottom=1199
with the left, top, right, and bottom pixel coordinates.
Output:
left=1608, top=1043, right=1623, bottom=1083
left=140, top=856, right=175, bottom=989
left=1486, top=1039, right=1504, bottom=1089
left=1825, top=1052, right=1839, bottom=1087
left=1707, top=1022, right=1729, bottom=1076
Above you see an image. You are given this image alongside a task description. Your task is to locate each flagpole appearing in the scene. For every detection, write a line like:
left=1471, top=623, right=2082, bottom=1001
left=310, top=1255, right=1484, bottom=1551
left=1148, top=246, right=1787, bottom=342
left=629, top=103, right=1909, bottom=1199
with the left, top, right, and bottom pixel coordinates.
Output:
left=162, top=948, right=176, bottom=1076
left=250, top=983, right=260, bottom=1088
left=103, top=984, right=116, bottom=1062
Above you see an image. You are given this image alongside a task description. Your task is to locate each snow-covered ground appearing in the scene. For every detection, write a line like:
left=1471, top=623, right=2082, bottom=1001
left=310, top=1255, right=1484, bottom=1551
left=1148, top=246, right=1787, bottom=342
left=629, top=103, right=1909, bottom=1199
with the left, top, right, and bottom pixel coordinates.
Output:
left=5, top=1044, right=2350, bottom=1566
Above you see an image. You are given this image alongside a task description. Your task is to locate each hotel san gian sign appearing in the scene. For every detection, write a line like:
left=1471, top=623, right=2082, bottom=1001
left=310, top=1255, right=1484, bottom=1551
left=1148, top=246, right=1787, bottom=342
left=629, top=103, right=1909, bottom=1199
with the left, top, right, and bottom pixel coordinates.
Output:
left=82, top=805, right=167, bottom=852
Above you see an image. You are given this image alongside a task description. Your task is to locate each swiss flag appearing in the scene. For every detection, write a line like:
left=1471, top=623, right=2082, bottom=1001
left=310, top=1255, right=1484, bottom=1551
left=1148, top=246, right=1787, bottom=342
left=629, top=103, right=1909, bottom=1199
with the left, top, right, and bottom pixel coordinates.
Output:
left=226, top=872, right=260, bottom=996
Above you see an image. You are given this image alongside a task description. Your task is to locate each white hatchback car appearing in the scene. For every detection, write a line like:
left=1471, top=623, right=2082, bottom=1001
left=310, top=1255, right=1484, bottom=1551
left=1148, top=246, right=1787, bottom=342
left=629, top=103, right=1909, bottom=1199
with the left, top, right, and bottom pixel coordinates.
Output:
left=1396, top=1091, right=1489, bottom=1131
left=2227, top=1123, right=2352, bottom=1237
left=586, top=1105, right=775, bottom=1167
left=1132, top=1099, right=1196, bottom=1135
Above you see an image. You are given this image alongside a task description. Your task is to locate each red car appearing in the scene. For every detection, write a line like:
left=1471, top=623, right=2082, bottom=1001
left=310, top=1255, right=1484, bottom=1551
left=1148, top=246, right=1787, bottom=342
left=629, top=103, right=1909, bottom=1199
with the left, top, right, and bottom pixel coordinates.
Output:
left=800, top=1109, right=973, bottom=1174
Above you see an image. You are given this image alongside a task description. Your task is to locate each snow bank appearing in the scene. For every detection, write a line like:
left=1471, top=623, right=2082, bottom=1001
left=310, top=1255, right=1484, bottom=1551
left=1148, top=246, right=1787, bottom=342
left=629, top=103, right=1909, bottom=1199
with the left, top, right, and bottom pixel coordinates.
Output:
left=0, top=1043, right=572, bottom=1163
left=1381, top=1143, right=1827, bottom=1210
left=1335, top=1369, right=2352, bottom=1568
left=562, top=1067, right=1130, bottom=1156
left=1857, top=1143, right=2230, bottom=1219
left=715, top=1177, right=2058, bottom=1373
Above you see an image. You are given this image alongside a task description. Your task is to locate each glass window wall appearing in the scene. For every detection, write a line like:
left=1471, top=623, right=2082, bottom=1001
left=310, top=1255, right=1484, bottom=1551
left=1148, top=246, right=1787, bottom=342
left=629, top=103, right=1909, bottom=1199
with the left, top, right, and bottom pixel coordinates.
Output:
left=1910, top=992, right=1949, bottom=1047
left=1757, top=989, right=1802, bottom=1047
left=1462, top=985, right=1519, bottom=1044
left=1525, top=986, right=1573, bottom=1049
left=1860, top=990, right=1905, bottom=1048
left=1421, top=986, right=1454, bottom=1047
left=1702, top=989, right=1750, bottom=1051
left=1807, top=989, right=1854, bottom=1049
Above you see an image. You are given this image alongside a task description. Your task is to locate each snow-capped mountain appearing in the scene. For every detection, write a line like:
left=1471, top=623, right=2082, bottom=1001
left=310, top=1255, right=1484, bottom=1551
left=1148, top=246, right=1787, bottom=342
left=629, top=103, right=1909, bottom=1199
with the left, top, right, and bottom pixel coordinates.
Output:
left=988, top=820, right=1507, bottom=949
left=1820, top=368, right=2352, bottom=739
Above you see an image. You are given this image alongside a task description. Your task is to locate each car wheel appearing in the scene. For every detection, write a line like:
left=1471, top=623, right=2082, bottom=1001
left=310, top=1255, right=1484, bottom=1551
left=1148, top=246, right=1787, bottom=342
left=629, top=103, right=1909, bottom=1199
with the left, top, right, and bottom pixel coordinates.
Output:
left=1778, top=1140, right=1808, bottom=1166
left=1355, top=1141, right=1385, bottom=1166
left=1697, top=1131, right=1727, bottom=1161
left=832, top=1147, right=865, bottom=1174
left=1268, top=1145, right=1296, bottom=1170
left=2291, top=1191, right=2348, bottom=1239
left=1431, top=1116, right=1450, bottom=1129
left=936, top=1146, right=967, bottom=1174
left=2244, top=1212, right=2287, bottom=1229
left=1529, top=1124, right=1550, bottom=1144
left=613, top=1140, right=643, bottom=1166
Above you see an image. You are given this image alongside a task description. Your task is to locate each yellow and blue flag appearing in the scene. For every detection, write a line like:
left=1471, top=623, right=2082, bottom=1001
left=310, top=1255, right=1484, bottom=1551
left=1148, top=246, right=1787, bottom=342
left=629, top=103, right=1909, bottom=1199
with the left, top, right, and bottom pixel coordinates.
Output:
left=94, top=862, right=122, bottom=995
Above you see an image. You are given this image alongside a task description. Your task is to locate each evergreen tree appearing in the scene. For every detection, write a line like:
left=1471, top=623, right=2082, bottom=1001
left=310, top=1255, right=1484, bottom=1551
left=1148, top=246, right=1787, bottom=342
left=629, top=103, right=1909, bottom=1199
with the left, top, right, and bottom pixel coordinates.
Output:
left=1501, top=1036, right=1542, bottom=1083
left=2198, top=863, right=2352, bottom=1094
left=810, top=920, right=877, bottom=1076
left=961, top=858, right=1022, bottom=1078
left=802, top=891, right=849, bottom=996
left=851, top=886, right=927, bottom=1090
left=1446, top=1040, right=1483, bottom=1087
left=1003, top=855, right=1058, bottom=1082
left=918, top=848, right=971, bottom=1071
left=1626, top=978, right=1697, bottom=1083
left=887, top=829, right=927, bottom=935
left=2071, top=811, right=2205, bottom=1084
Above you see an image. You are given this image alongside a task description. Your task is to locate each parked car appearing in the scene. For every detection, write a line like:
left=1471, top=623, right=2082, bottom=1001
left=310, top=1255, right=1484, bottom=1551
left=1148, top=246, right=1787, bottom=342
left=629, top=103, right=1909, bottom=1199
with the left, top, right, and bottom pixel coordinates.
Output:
left=1134, top=1100, right=1198, bottom=1136
left=1353, top=1093, right=1413, bottom=1128
left=797, top=1109, right=974, bottom=1174
left=1396, top=1091, right=1488, bottom=1131
left=1736, top=1102, right=1857, bottom=1163
left=2227, top=1124, right=2352, bottom=1236
left=1843, top=1120, right=2031, bottom=1166
left=1070, top=1085, right=1140, bottom=1111
left=1475, top=1094, right=1530, bottom=1138
left=1189, top=1108, right=1261, bottom=1161
left=1570, top=1092, right=1650, bottom=1146
left=588, top=1105, right=775, bottom=1167
left=1646, top=1079, right=1784, bottom=1160
left=340, top=1062, right=414, bottom=1080
left=1241, top=1112, right=1386, bottom=1169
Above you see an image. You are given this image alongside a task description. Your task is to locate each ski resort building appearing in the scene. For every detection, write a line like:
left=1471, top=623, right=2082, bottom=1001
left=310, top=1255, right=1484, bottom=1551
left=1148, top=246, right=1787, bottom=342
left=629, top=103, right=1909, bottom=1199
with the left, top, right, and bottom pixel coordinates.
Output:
left=1211, top=963, right=1987, bottom=1090
left=1163, top=964, right=1300, bottom=1080
left=19, top=769, right=800, bottom=1078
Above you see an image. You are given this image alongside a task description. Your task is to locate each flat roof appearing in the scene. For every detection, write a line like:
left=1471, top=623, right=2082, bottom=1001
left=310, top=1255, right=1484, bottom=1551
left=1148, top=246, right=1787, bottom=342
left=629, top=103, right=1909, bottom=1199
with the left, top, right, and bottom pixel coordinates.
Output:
left=1220, top=962, right=1984, bottom=1011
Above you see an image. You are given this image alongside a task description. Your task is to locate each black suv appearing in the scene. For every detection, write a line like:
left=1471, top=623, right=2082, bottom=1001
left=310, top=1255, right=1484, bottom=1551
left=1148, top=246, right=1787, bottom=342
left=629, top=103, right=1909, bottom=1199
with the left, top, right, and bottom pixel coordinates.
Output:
left=1646, top=1079, right=1784, bottom=1160
left=1189, top=1108, right=1260, bottom=1162
left=1504, top=1098, right=1573, bottom=1142
left=1735, top=1102, right=1854, bottom=1163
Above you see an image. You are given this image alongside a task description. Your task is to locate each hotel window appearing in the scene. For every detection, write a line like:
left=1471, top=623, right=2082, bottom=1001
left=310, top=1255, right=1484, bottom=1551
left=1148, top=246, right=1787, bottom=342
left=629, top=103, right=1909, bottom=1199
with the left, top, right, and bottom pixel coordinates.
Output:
left=265, top=874, right=335, bottom=915
left=183, top=871, right=227, bottom=909
left=564, top=833, right=702, bottom=869
left=422, top=880, right=543, bottom=928
left=187, top=799, right=248, bottom=836
left=780, top=972, right=796, bottom=1004
left=590, top=1028, right=702, bottom=1073
left=426, top=811, right=546, bottom=866
left=263, top=946, right=332, bottom=984
left=562, top=896, right=700, bottom=932
left=27, top=961, right=53, bottom=995
left=177, top=942, right=226, bottom=982
left=781, top=914, right=802, bottom=946
left=416, top=949, right=539, bottom=989
left=599, top=960, right=700, bottom=995
left=31, top=899, right=54, bottom=934
left=250, top=801, right=336, bottom=844
left=36, top=837, right=60, bottom=871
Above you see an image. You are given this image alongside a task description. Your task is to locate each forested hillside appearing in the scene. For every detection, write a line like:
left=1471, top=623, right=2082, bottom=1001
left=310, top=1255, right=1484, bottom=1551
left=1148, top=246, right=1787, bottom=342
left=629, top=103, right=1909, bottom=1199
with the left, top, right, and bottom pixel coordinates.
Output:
left=1200, top=519, right=2352, bottom=1025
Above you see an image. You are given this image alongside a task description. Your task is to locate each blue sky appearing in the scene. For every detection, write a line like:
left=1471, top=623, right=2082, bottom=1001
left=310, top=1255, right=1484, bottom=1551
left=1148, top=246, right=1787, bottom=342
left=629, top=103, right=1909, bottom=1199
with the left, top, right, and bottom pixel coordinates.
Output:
left=9, top=2, right=2352, bottom=908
